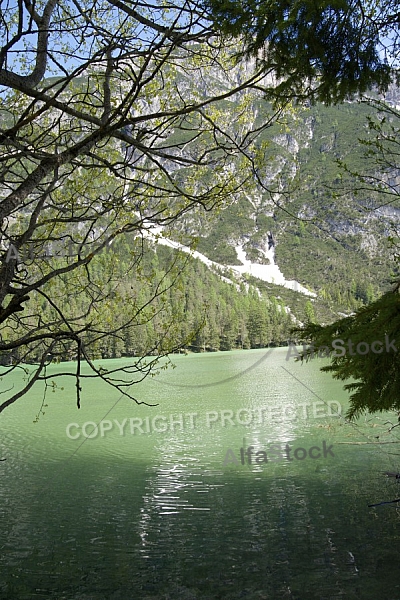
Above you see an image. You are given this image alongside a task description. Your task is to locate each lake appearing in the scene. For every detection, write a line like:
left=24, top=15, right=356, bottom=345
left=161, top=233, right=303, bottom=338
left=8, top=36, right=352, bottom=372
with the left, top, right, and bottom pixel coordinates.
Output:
left=1, top=348, right=399, bottom=599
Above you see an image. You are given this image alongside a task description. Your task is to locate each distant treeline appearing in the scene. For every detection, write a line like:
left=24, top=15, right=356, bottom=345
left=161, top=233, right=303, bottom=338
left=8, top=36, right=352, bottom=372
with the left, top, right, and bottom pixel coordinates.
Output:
left=0, top=239, right=296, bottom=365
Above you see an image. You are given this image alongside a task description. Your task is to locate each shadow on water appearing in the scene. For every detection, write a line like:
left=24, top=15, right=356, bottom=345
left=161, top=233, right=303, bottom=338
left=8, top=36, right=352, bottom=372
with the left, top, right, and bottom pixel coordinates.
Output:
left=1, top=448, right=400, bottom=600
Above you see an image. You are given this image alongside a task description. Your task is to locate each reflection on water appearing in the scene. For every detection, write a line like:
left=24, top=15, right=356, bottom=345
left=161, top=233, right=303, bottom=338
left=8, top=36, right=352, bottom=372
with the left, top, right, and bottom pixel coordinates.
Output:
left=1, top=349, right=400, bottom=599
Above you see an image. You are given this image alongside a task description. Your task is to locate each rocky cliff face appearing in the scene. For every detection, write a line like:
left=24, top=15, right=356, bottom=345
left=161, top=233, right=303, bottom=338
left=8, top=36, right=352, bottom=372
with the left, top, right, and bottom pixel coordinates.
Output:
left=158, top=82, right=400, bottom=322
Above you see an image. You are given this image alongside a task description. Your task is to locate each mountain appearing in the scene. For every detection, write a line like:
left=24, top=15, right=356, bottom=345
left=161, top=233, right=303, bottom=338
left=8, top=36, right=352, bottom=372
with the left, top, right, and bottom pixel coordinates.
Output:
left=2, top=64, right=399, bottom=362
left=159, top=94, right=399, bottom=326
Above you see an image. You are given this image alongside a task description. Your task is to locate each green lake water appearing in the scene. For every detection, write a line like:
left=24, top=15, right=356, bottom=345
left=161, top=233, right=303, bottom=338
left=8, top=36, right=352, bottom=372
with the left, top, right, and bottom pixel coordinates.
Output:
left=0, top=348, right=399, bottom=599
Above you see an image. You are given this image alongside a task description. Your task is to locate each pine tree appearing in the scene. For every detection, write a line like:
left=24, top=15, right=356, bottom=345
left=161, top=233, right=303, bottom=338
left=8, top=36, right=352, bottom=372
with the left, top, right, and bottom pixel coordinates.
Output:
left=296, top=288, right=400, bottom=419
